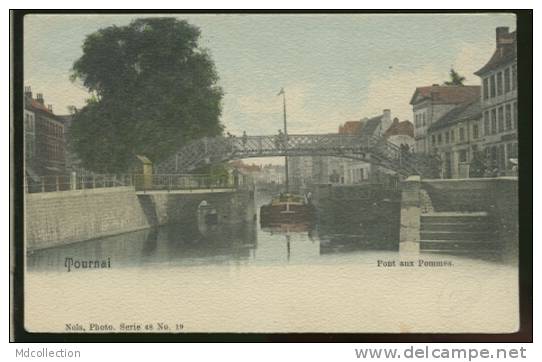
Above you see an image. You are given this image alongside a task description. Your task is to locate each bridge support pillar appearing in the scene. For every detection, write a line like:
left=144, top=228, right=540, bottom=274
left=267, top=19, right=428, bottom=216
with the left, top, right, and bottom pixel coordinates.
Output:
left=399, top=175, right=421, bottom=253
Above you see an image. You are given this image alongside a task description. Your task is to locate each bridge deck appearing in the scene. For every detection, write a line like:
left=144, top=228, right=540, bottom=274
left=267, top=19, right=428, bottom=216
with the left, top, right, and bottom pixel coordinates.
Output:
left=154, top=133, right=438, bottom=177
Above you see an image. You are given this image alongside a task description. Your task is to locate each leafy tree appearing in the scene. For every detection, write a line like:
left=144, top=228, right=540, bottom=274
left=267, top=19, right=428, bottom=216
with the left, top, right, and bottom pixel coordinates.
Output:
left=69, top=18, right=224, bottom=173
left=443, top=68, right=466, bottom=86
left=193, top=163, right=230, bottom=186
left=468, top=151, right=487, bottom=178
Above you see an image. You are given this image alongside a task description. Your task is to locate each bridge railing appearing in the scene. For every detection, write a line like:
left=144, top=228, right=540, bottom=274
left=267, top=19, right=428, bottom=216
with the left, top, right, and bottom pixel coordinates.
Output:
left=159, top=133, right=432, bottom=176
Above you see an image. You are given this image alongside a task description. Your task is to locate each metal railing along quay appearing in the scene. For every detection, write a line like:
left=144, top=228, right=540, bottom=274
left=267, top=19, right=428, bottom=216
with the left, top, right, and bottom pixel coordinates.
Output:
left=133, top=174, right=240, bottom=192
left=24, top=173, right=249, bottom=194
left=25, top=174, right=135, bottom=193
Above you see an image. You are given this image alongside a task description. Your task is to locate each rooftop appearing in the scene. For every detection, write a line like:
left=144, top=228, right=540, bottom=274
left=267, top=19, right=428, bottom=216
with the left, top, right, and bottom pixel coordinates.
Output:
left=475, top=27, right=517, bottom=76
left=24, top=87, right=57, bottom=116
left=409, top=85, right=481, bottom=105
left=428, top=100, right=482, bottom=132
left=338, top=121, right=363, bottom=135
left=26, top=98, right=54, bottom=115
left=384, top=118, right=414, bottom=138
left=360, top=115, right=383, bottom=136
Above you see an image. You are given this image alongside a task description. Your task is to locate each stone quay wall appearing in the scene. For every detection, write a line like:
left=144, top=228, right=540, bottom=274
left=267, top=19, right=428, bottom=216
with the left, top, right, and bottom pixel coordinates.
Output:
left=25, top=187, right=255, bottom=251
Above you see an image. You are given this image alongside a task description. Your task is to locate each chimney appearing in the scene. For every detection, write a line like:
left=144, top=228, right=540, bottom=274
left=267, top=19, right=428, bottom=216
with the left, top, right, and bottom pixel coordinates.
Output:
left=48, top=104, right=53, bottom=112
left=381, top=109, right=392, bottom=135
left=383, top=109, right=391, bottom=122
left=496, top=26, right=511, bottom=47
left=36, top=93, right=44, bottom=104
left=24, top=86, right=32, bottom=99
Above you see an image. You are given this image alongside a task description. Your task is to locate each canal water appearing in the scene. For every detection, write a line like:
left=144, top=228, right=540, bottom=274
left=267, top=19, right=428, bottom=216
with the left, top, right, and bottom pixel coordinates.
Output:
left=25, top=191, right=519, bottom=333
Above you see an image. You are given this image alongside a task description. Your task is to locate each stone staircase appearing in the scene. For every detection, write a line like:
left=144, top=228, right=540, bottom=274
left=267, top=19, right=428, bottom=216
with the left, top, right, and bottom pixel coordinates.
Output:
left=420, top=212, right=500, bottom=254
left=418, top=186, right=500, bottom=253
left=419, top=188, right=434, bottom=214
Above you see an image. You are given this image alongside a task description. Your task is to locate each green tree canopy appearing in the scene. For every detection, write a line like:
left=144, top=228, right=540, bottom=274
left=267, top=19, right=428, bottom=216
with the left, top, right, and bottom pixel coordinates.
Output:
left=69, top=18, right=224, bottom=173
left=443, top=68, right=466, bottom=86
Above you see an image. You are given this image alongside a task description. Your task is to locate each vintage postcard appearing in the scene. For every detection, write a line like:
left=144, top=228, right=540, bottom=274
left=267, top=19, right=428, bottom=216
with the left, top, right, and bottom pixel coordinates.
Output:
left=13, top=12, right=526, bottom=337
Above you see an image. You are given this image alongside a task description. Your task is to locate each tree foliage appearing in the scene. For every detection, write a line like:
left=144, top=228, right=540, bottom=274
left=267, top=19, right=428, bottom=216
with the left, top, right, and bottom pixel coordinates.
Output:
left=468, top=150, right=487, bottom=178
left=69, top=18, right=224, bottom=173
left=443, top=68, right=466, bottom=86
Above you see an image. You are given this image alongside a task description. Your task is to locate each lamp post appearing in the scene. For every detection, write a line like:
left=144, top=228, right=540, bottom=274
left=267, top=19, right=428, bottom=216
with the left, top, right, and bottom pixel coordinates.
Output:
left=278, top=88, right=289, bottom=193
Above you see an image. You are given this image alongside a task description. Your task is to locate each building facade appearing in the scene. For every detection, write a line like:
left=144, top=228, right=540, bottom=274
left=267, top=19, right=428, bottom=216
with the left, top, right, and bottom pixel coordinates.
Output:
left=24, top=87, right=66, bottom=176
left=288, top=156, right=313, bottom=186
left=255, top=164, right=285, bottom=185
left=427, top=100, right=483, bottom=179
left=474, top=26, right=518, bottom=174
left=311, top=109, right=403, bottom=185
left=384, top=117, right=415, bottom=149
left=410, top=85, right=481, bottom=154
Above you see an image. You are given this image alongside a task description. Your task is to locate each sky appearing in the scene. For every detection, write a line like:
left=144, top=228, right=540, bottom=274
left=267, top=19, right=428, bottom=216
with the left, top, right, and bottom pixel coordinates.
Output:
left=24, top=13, right=516, bottom=164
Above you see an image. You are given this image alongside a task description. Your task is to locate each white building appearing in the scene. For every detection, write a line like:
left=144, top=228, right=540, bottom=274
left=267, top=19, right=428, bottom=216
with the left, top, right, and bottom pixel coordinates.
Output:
left=410, top=85, right=480, bottom=154
left=427, top=100, right=483, bottom=178
left=474, top=26, right=518, bottom=174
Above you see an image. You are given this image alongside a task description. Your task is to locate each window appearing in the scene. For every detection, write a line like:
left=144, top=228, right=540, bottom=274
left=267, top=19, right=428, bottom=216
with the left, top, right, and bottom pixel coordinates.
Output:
left=512, top=64, right=517, bottom=90
left=431, top=135, right=436, bottom=145
left=473, top=124, right=479, bottom=139
left=513, top=102, right=518, bottom=129
left=491, top=146, right=497, bottom=163
left=484, top=111, right=490, bottom=135
left=459, top=127, right=465, bottom=141
left=491, top=109, right=497, bottom=134
left=437, top=134, right=442, bottom=145
left=511, top=142, right=518, bottom=158
left=483, top=78, right=489, bottom=99
left=459, top=150, right=468, bottom=163
left=422, top=113, right=426, bottom=127
left=499, top=144, right=506, bottom=169
left=490, top=74, right=496, bottom=98
left=506, top=143, right=512, bottom=168
left=445, top=131, right=450, bottom=144
left=497, top=72, right=502, bottom=96
left=498, top=106, right=504, bottom=132
left=505, top=104, right=512, bottom=130
left=504, top=67, right=511, bottom=93
left=450, top=129, right=455, bottom=142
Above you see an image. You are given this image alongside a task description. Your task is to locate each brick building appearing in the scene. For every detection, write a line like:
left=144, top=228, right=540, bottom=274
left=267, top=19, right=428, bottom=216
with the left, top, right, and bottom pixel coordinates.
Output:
left=24, top=87, right=66, bottom=176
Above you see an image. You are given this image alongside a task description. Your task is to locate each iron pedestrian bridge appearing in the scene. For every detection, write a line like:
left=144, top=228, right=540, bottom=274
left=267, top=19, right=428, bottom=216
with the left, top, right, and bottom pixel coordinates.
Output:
left=157, top=134, right=428, bottom=176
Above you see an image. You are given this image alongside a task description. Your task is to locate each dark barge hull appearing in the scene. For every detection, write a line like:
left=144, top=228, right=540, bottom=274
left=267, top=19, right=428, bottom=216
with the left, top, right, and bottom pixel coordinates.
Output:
left=260, top=203, right=316, bottom=226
